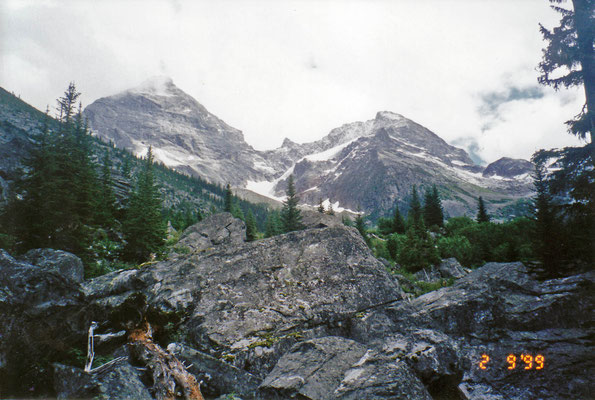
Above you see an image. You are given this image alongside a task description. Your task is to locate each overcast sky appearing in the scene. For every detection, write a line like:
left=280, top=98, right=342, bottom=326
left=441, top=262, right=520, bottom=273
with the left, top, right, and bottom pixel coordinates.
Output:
left=0, top=0, right=586, bottom=164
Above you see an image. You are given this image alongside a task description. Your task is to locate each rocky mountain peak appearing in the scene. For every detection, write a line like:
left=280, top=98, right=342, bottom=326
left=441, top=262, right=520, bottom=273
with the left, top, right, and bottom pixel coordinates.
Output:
left=483, top=157, right=534, bottom=178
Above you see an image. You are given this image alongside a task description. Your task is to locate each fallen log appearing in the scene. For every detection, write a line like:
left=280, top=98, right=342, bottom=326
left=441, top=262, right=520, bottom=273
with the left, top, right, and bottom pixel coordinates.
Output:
left=128, top=321, right=204, bottom=400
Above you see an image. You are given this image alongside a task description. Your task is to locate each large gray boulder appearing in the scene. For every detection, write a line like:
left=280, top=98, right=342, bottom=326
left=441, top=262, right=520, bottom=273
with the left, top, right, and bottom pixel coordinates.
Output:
left=19, top=248, right=85, bottom=283
left=53, top=360, right=152, bottom=400
left=1, top=213, right=592, bottom=400
left=176, top=212, right=246, bottom=253
left=84, top=217, right=403, bottom=379
left=0, top=249, right=87, bottom=396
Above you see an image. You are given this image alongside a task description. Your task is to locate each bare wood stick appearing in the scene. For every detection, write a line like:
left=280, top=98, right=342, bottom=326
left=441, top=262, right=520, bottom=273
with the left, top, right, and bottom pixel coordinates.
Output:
left=84, top=321, right=98, bottom=372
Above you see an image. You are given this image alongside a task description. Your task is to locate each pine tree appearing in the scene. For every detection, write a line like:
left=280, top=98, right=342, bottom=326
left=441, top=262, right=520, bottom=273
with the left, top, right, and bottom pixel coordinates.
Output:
left=533, top=161, right=563, bottom=274
left=355, top=209, right=370, bottom=245
left=13, top=84, right=100, bottom=257
left=407, top=186, right=423, bottom=231
left=281, top=175, right=303, bottom=232
left=423, top=185, right=444, bottom=230
left=392, top=205, right=406, bottom=234
left=224, top=184, right=233, bottom=213
left=95, top=150, right=117, bottom=227
left=122, top=147, right=167, bottom=262
left=538, top=0, right=594, bottom=143
left=245, top=211, right=258, bottom=241
left=265, top=210, right=282, bottom=237
left=477, top=196, right=490, bottom=223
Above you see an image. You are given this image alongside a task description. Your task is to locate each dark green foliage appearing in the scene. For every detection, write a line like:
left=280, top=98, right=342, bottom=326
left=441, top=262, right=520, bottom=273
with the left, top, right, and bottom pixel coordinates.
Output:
left=423, top=185, right=444, bottom=230
left=407, top=186, right=423, bottom=230
left=265, top=210, right=283, bottom=237
left=224, top=184, right=233, bottom=213
left=386, top=234, right=399, bottom=260
left=392, top=205, right=406, bottom=234
left=378, top=205, right=406, bottom=235
left=538, top=0, right=594, bottom=141
left=164, top=203, right=202, bottom=232
left=476, top=196, right=490, bottom=223
left=245, top=211, right=258, bottom=241
left=121, top=147, right=167, bottom=262
left=95, top=150, right=117, bottom=227
left=8, top=84, right=100, bottom=259
left=437, top=235, right=473, bottom=267
left=397, top=227, right=440, bottom=272
left=532, top=161, right=563, bottom=272
left=342, top=215, right=353, bottom=227
left=281, top=175, right=303, bottom=232
left=355, top=212, right=370, bottom=245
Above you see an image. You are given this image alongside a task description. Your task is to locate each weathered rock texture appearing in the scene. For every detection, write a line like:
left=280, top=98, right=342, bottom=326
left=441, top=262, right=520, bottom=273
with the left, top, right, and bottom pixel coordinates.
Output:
left=0, top=215, right=592, bottom=399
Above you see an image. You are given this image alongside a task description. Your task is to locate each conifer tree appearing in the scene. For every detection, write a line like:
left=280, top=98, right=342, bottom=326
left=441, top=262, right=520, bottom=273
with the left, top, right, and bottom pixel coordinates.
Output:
left=96, top=150, right=117, bottom=227
left=423, top=185, right=444, bottom=229
left=477, top=196, right=490, bottom=223
left=265, top=210, right=282, bottom=237
left=392, top=205, right=406, bottom=234
left=13, top=83, right=100, bottom=257
left=533, top=161, right=562, bottom=273
left=224, top=184, right=233, bottom=213
left=122, top=147, right=166, bottom=262
left=245, top=211, right=258, bottom=241
left=355, top=209, right=370, bottom=245
left=407, top=186, right=423, bottom=231
left=281, top=175, right=303, bottom=232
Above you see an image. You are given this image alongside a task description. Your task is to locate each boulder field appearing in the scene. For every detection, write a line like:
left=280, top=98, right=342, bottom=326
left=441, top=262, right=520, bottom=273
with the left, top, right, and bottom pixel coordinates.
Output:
left=0, top=213, right=592, bottom=399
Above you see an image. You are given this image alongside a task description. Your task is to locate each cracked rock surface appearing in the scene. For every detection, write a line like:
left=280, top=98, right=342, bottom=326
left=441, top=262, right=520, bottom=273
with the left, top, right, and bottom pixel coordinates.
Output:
left=1, top=214, right=592, bottom=399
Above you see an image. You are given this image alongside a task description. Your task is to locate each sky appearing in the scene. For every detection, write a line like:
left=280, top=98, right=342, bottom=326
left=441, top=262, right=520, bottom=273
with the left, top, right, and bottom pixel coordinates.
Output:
left=0, top=0, right=587, bottom=164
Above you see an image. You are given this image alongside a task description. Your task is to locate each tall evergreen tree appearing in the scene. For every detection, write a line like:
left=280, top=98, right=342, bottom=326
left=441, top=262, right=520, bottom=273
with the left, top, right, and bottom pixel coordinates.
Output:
left=407, top=186, right=423, bottom=230
left=96, top=150, right=117, bottom=227
left=264, top=210, right=282, bottom=237
left=533, top=161, right=563, bottom=274
left=355, top=208, right=370, bottom=245
left=423, top=185, right=444, bottom=229
left=122, top=147, right=167, bottom=262
left=281, top=175, right=303, bottom=232
left=538, top=0, right=594, bottom=143
left=477, top=196, right=490, bottom=223
left=392, top=205, right=406, bottom=234
left=245, top=211, right=258, bottom=242
left=12, top=83, right=100, bottom=257
left=224, top=184, right=233, bottom=213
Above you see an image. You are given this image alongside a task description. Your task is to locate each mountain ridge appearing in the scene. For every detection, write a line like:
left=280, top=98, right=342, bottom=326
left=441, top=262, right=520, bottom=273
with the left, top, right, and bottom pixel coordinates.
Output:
left=83, top=77, right=534, bottom=218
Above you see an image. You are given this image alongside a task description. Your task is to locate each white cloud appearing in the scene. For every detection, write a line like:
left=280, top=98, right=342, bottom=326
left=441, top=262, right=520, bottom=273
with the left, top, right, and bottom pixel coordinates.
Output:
left=0, top=0, right=586, bottom=162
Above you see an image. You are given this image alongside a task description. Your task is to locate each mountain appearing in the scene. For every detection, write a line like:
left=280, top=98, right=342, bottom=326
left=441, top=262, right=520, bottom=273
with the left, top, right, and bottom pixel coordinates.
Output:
left=0, top=86, right=270, bottom=228
left=84, top=78, right=534, bottom=219
left=84, top=76, right=272, bottom=186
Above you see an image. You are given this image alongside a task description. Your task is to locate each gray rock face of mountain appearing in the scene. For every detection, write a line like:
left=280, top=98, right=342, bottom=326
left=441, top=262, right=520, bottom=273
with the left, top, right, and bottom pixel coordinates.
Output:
left=84, top=80, right=534, bottom=219
left=264, top=111, right=533, bottom=217
left=84, top=77, right=271, bottom=186
left=483, top=157, right=534, bottom=178
left=1, top=216, right=592, bottom=399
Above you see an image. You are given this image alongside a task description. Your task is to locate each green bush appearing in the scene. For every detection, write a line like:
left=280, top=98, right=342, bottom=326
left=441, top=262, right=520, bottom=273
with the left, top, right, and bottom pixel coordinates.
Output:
left=437, top=235, right=473, bottom=267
